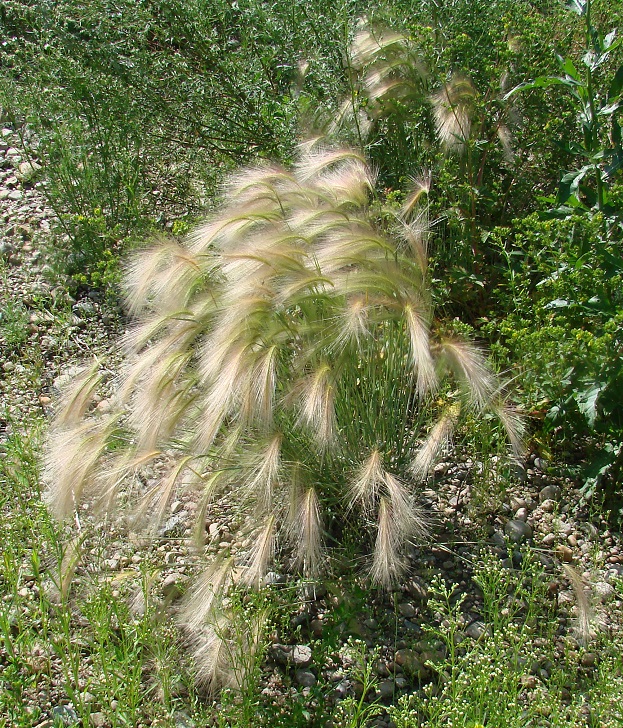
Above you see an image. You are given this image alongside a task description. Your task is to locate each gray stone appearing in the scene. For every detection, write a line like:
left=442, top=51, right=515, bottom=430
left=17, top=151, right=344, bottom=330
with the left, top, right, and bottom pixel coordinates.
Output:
left=271, top=643, right=312, bottom=668
left=334, top=680, right=351, bottom=699
left=263, top=571, right=285, bottom=586
left=405, top=576, right=428, bottom=603
left=89, top=713, right=106, bottom=728
left=295, top=669, right=316, bottom=687
left=504, top=519, right=533, bottom=544
left=394, top=648, right=422, bottom=677
left=17, top=160, right=41, bottom=182
left=539, top=485, right=561, bottom=503
left=491, top=530, right=506, bottom=547
left=291, top=644, right=312, bottom=667
left=465, top=620, right=491, bottom=640
left=52, top=706, right=79, bottom=725
left=594, top=581, right=614, bottom=602
left=173, top=711, right=196, bottom=728
left=378, top=679, right=395, bottom=699
left=398, top=601, right=416, bottom=619
left=162, top=573, right=187, bottom=599
left=170, top=500, right=184, bottom=514
left=541, top=533, right=556, bottom=547
left=162, top=512, right=186, bottom=536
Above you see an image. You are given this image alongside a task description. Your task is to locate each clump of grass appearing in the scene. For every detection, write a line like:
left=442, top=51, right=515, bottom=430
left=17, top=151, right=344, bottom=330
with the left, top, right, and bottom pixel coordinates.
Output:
left=0, top=298, right=30, bottom=352
left=43, top=20, right=524, bottom=691
left=45, top=141, right=519, bottom=578
left=44, top=138, right=521, bottom=687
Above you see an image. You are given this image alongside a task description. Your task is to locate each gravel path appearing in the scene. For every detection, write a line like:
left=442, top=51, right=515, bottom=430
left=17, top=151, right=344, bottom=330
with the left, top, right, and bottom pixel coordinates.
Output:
left=1, top=123, right=622, bottom=727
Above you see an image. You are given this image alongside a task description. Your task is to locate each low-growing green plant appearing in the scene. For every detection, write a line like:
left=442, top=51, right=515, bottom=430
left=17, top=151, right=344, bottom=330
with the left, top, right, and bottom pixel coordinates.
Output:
left=0, top=297, right=29, bottom=352
left=331, top=639, right=383, bottom=728
left=391, top=552, right=623, bottom=728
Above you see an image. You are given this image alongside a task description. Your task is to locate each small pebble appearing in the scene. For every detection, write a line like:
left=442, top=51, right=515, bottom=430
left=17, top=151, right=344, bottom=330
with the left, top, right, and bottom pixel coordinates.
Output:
left=555, top=545, right=573, bottom=563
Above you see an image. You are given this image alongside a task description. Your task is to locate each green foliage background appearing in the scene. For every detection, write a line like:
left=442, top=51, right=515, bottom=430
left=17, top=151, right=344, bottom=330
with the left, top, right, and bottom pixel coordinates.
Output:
left=1, top=0, right=622, bottom=504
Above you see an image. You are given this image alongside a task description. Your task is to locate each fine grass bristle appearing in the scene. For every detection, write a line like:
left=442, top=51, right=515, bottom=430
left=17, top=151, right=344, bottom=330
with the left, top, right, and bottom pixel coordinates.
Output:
left=441, top=338, right=496, bottom=409
left=297, top=363, right=337, bottom=451
left=45, top=102, right=522, bottom=616
left=240, top=515, right=276, bottom=589
left=431, top=75, right=477, bottom=153
left=44, top=416, right=118, bottom=518
left=290, top=486, right=324, bottom=577
left=348, top=448, right=386, bottom=513
left=179, top=557, right=235, bottom=632
left=410, top=404, right=461, bottom=483
left=242, top=434, right=282, bottom=512
left=369, top=496, right=406, bottom=588
left=562, top=563, right=595, bottom=647
left=54, top=364, right=103, bottom=428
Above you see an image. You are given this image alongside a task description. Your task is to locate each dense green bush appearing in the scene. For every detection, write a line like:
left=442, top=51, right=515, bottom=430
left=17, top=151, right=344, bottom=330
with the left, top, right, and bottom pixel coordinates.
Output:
left=0, top=0, right=351, bottom=283
left=483, top=209, right=623, bottom=514
left=0, top=0, right=588, bottom=290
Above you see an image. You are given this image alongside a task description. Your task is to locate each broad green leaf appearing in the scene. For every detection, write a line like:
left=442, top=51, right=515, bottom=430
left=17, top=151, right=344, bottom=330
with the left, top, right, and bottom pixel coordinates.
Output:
left=609, top=64, right=623, bottom=100
left=503, top=76, right=579, bottom=100
left=581, top=446, right=618, bottom=496
left=544, top=298, right=570, bottom=309
left=560, top=56, right=581, bottom=80
left=565, top=0, right=587, bottom=15
left=575, top=382, right=602, bottom=427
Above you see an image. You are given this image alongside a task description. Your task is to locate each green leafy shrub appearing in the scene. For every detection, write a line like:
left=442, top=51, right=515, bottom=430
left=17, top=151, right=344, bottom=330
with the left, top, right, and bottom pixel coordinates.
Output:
left=483, top=210, right=623, bottom=515
left=0, top=0, right=584, bottom=293
left=506, top=0, right=623, bottom=215
left=0, top=0, right=350, bottom=285
left=317, top=3, right=581, bottom=320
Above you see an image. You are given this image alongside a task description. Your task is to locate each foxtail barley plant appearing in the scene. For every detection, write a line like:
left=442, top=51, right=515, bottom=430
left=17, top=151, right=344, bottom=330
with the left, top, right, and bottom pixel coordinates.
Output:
left=44, top=21, right=523, bottom=690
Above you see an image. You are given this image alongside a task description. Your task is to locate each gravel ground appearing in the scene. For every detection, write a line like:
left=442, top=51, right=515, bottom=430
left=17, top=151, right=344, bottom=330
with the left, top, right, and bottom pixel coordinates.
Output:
left=1, top=123, right=622, bottom=727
